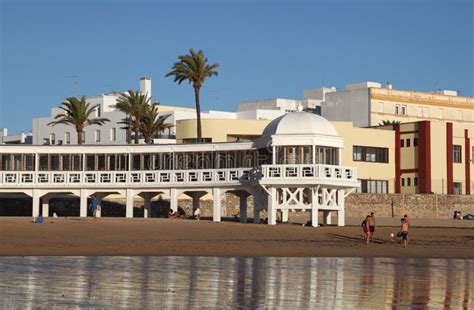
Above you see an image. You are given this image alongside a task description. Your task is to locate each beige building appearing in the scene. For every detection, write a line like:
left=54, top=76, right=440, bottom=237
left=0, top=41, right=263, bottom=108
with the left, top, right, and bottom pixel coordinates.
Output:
left=176, top=119, right=272, bottom=143
left=333, top=122, right=395, bottom=194
left=321, top=81, right=474, bottom=129
left=384, top=121, right=474, bottom=195
left=176, top=118, right=396, bottom=194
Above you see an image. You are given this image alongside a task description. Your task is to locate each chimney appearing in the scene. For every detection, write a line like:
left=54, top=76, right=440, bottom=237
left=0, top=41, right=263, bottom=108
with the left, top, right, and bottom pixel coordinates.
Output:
left=140, top=77, right=152, bottom=103
left=386, top=81, right=393, bottom=89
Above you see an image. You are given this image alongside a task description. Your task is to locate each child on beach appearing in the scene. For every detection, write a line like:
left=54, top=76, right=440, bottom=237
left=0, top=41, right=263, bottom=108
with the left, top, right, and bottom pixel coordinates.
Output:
left=361, top=215, right=371, bottom=244
left=399, top=218, right=410, bottom=248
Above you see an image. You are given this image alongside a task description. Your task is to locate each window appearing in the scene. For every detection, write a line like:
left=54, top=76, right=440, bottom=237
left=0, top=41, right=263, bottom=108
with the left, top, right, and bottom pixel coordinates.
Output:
left=423, top=107, right=430, bottom=117
left=353, top=146, right=362, bottom=161
left=395, top=105, right=400, bottom=115
left=377, top=103, right=384, bottom=113
left=50, top=133, right=56, bottom=145
left=406, top=139, right=411, bottom=147
left=401, top=178, right=405, bottom=187
left=65, top=132, right=71, bottom=144
left=414, top=138, right=418, bottom=147
left=453, top=182, right=462, bottom=195
left=352, top=146, right=388, bottom=163
left=453, top=145, right=462, bottom=163
left=95, top=130, right=101, bottom=143
left=96, top=106, right=101, bottom=117
left=472, top=146, right=474, bottom=164
left=110, top=128, right=117, bottom=142
left=401, top=105, right=407, bottom=115
left=417, top=107, right=423, bottom=117
left=414, top=177, right=418, bottom=186
left=407, top=178, right=411, bottom=186
left=357, top=179, right=388, bottom=194
left=400, top=139, right=405, bottom=147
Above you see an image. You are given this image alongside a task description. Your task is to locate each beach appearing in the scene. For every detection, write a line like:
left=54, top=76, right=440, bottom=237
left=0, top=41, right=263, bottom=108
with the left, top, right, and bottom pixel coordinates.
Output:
left=0, top=217, right=472, bottom=258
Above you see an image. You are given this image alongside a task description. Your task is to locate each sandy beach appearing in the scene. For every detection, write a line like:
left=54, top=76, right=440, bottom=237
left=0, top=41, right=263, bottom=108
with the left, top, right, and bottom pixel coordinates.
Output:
left=0, top=217, right=472, bottom=258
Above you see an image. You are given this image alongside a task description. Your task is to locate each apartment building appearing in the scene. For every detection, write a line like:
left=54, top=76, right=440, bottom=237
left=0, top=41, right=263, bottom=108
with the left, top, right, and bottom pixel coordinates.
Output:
left=322, top=82, right=474, bottom=128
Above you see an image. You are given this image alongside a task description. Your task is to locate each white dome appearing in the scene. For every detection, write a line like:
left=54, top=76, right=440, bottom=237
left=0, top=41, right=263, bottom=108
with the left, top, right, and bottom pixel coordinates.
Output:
left=262, top=112, right=338, bottom=137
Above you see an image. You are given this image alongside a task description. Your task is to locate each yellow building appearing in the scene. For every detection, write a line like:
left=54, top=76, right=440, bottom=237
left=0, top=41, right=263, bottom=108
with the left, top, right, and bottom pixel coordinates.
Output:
left=176, top=118, right=396, bottom=194
left=176, top=119, right=272, bottom=143
left=370, top=87, right=474, bottom=128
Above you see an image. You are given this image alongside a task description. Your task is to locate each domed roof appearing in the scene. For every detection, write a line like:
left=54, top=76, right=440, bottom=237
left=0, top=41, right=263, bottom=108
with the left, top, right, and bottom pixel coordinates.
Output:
left=262, top=112, right=338, bottom=137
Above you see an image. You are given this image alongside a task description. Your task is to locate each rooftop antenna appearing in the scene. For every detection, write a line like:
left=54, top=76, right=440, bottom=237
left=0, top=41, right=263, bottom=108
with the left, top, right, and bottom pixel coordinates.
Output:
left=65, top=75, right=79, bottom=96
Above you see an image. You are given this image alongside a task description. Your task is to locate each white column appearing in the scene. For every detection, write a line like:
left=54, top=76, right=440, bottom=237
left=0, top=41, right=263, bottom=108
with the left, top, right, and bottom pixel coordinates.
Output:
left=42, top=197, right=49, bottom=217
left=144, top=195, right=151, bottom=218
left=323, top=211, right=332, bottom=225
left=267, top=187, right=277, bottom=225
left=213, top=188, right=221, bottom=222
left=281, top=209, right=289, bottom=223
left=126, top=189, right=134, bottom=218
left=80, top=189, right=88, bottom=217
left=338, top=189, right=345, bottom=226
left=311, top=187, right=319, bottom=227
left=239, top=194, right=248, bottom=223
left=32, top=190, right=40, bottom=217
left=170, top=188, right=178, bottom=213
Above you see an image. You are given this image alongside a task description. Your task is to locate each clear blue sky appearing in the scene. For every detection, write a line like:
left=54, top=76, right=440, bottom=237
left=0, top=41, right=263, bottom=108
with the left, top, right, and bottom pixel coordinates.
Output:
left=1, top=0, right=473, bottom=134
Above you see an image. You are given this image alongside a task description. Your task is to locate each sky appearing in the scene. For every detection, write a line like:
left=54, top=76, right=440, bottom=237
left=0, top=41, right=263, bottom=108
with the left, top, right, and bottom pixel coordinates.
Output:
left=0, top=0, right=473, bottom=134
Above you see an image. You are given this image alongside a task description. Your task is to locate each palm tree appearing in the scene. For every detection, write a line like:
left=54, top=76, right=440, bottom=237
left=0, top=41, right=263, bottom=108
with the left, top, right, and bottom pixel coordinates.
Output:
left=140, top=104, right=173, bottom=144
left=115, top=90, right=150, bottom=144
left=48, top=97, right=109, bottom=145
left=165, top=49, right=219, bottom=142
left=379, top=120, right=401, bottom=126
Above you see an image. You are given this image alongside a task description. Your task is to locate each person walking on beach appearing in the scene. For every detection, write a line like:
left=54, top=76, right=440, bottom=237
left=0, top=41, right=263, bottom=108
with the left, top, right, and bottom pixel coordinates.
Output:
left=368, top=212, right=376, bottom=242
left=399, top=218, right=410, bottom=248
left=89, top=195, right=100, bottom=219
left=361, top=215, right=371, bottom=244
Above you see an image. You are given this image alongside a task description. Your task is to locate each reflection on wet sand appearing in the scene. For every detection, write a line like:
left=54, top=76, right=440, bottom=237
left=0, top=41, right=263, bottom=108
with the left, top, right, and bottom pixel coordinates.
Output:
left=0, top=257, right=472, bottom=309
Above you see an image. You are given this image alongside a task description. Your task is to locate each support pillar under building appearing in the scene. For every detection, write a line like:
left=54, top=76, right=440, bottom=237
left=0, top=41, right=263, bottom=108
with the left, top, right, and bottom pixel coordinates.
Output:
left=80, top=189, right=88, bottom=217
left=42, top=197, right=49, bottom=217
left=126, top=189, right=134, bottom=218
left=239, top=194, right=248, bottom=223
left=267, top=187, right=277, bottom=225
left=213, top=188, right=221, bottom=222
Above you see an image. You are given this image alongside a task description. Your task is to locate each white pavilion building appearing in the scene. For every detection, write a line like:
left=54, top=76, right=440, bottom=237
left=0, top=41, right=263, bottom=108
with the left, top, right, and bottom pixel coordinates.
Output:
left=0, top=111, right=359, bottom=226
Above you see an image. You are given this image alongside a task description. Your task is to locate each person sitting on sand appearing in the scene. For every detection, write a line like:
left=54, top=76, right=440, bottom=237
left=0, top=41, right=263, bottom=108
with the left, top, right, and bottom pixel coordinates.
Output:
left=399, top=218, right=410, bottom=248
left=361, top=215, right=371, bottom=244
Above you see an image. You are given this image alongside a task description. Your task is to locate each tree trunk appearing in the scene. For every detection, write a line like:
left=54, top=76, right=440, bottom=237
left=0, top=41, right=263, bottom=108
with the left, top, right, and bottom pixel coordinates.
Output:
left=77, top=129, right=83, bottom=145
left=134, top=126, right=140, bottom=144
left=194, top=87, right=202, bottom=143
left=126, top=116, right=132, bottom=144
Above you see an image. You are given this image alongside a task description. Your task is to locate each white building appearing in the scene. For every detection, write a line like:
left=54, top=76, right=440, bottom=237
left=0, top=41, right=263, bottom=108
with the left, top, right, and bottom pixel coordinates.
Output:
left=236, top=87, right=336, bottom=115
left=1, top=111, right=359, bottom=225
left=0, top=128, right=33, bottom=144
left=32, top=77, right=295, bottom=146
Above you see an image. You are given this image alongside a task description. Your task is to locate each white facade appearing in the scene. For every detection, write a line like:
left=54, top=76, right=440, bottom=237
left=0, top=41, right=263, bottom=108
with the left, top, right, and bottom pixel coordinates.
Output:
left=32, top=78, right=296, bottom=145
left=0, top=128, right=33, bottom=144
left=1, top=112, right=359, bottom=225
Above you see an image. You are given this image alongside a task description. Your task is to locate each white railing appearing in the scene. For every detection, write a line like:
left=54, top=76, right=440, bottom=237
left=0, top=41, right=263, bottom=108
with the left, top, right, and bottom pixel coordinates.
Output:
left=0, top=165, right=356, bottom=188
left=260, top=164, right=357, bottom=182
left=0, top=168, right=255, bottom=188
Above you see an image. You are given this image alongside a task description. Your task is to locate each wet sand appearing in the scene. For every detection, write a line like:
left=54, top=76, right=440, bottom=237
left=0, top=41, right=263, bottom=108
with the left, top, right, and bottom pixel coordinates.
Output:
left=0, top=218, right=472, bottom=258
